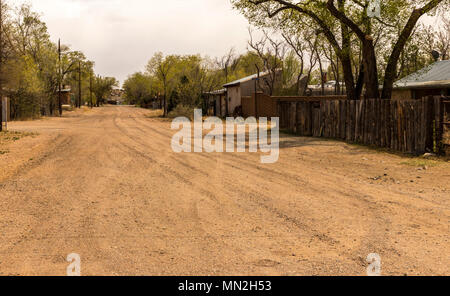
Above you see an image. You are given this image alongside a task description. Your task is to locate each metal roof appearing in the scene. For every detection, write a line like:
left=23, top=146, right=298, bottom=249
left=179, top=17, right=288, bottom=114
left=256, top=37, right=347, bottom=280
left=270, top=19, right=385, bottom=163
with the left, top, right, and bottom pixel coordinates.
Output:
left=394, top=60, right=450, bottom=89
left=205, top=88, right=226, bottom=95
left=223, top=70, right=272, bottom=88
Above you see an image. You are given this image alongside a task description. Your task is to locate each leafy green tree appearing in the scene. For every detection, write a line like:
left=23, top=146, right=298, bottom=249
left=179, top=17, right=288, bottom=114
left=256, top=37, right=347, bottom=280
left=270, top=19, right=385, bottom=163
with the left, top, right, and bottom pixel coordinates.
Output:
left=123, top=72, right=157, bottom=106
left=146, top=52, right=176, bottom=117
left=92, top=76, right=117, bottom=107
left=0, top=2, right=113, bottom=119
left=6, top=54, right=43, bottom=119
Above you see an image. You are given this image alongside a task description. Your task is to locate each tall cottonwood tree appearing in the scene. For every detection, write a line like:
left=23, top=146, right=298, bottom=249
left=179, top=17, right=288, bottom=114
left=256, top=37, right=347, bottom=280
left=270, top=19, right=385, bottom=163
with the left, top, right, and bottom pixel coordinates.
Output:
left=233, top=0, right=448, bottom=99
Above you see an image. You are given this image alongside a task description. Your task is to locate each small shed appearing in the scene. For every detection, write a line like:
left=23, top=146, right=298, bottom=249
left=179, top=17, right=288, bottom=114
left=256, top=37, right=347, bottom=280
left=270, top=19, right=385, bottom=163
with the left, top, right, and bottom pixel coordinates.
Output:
left=223, top=70, right=278, bottom=116
left=392, top=60, right=450, bottom=100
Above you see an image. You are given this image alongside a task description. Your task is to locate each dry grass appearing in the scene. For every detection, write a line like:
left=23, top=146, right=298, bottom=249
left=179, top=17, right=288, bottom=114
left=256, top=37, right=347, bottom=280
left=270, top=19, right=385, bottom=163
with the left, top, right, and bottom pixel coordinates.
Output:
left=168, top=105, right=196, bottom=120
left=0, top=131, right=37, bottom=145
left=144, top=109, right=164, bottom=118
left=399, top=158, right=444, bottom=168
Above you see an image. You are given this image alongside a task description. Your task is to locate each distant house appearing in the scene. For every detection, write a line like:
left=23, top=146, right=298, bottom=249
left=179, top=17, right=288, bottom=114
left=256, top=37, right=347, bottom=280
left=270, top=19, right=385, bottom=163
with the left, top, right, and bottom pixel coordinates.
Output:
left=58, top=85, right=72, bottom=106
left=392, top=60, right=450, bottom=100
left=109, top=87, right=125, bottom=105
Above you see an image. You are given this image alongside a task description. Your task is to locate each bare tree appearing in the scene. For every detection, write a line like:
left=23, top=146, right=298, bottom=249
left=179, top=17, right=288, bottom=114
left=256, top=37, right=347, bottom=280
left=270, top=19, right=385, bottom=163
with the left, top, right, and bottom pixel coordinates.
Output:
left=283, top=28, right=321, bottom=95
left=436, top=15, right=450, bottom=60
left=322, top=43, right=341, bottom=95
left=282, top=32, right=305, bottom=95
left=216, top=48, right=240, bottom=84
left=248, top=29, right=286, bottom=95
left=216, top=48, right=240, bottom=116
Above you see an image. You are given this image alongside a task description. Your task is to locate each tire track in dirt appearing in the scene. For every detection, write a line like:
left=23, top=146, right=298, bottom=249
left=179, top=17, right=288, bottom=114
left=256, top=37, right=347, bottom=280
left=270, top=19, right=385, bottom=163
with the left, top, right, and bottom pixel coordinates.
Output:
left=129, top=110, right=440, bottom=274
left=119, top=111, right=390, bottom=273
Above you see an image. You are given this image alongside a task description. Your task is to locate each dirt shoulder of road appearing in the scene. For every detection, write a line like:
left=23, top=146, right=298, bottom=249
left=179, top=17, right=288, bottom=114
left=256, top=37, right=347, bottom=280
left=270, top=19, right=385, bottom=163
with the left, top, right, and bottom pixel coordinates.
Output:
left=0, top=130, right=49, bottom=182
left=0, top=107, right=95, bottom=183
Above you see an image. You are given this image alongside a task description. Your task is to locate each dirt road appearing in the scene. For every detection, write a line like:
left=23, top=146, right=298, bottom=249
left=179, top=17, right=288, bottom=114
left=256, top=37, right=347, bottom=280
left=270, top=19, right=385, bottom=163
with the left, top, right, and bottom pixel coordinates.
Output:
left=0, top=106, right=448, bottom=275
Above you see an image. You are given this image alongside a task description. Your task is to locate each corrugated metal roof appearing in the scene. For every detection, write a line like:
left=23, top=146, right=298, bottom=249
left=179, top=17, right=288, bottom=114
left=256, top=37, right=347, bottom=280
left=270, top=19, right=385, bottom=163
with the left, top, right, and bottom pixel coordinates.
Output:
left=205, top=88, right=226, bottom=95
left=223, top=70, right=272, bottom=88
left=394, top=60, right=450, bottom=89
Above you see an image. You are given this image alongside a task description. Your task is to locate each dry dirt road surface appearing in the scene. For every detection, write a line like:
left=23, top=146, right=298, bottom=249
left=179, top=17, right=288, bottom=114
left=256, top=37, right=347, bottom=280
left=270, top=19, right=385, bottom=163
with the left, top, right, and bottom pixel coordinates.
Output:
left=0, top=106, right=449, bottom=276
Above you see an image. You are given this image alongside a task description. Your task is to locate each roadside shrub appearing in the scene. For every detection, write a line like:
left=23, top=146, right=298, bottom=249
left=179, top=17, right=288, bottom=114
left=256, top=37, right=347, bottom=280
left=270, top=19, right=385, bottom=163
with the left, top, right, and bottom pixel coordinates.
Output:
left=167, top=104, right=196, bottom=120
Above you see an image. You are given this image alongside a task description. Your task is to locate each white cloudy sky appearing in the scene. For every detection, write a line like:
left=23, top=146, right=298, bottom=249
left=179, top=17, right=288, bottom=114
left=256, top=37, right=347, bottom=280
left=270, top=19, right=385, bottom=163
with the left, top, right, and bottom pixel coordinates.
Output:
left=19, top=0, right=252, bottom=85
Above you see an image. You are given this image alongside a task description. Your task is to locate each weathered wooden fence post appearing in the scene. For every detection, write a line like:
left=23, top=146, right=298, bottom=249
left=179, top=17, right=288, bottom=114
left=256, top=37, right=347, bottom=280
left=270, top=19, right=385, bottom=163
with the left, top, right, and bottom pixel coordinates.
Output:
left=290, top=102, right=297, bottom=133
left=0, top=96, right=2, bottom=132
left=435, top=96, right=444, bottom=154
left=424, top=96, right=434, bottom=152
left=1, top=97, right=7, bottom=131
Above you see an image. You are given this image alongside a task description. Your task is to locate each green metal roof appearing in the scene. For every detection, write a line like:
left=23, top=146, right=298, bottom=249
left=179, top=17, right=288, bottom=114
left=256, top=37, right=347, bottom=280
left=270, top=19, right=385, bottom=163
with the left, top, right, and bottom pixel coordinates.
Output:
left=394, top=60, right=450, bottom=89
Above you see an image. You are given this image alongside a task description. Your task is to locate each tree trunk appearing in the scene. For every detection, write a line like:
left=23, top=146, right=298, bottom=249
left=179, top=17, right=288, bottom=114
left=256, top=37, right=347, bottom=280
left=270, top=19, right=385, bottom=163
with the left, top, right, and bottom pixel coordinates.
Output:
left=355, top=63, right=364, bottom=99
left=163, top=81, right=168, bottom=117
left=338, top=9, right=357, bottom=100
left=362, top=38, right=379, bottom=99
left=341, top=54, right=356, bottom=100
left=334, top=56, right=340, bottom=95
left=318, top=56, right=325, bottom=95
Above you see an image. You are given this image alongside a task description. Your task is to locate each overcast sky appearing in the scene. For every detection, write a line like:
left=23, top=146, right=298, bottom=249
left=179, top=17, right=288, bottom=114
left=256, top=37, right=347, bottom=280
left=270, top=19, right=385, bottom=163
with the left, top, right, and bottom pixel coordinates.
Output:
left=19, top=0, right=252, bottom=85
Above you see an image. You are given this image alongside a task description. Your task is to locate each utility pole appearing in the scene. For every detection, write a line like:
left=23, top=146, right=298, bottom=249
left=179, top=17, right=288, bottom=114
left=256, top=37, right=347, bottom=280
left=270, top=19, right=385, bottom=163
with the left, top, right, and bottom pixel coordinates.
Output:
left=0, top=0, right=3, bottom=131
left=224, top=66, right=229, bottom=117
left=89, top=71, right=93, bottom=108
left=96, top=75, right=103, bottom=107
left=254, top=64, right=260, bottom=119
left=58, top=39, right=62, bottom=116
left=78, top=60, right=82, bottom=108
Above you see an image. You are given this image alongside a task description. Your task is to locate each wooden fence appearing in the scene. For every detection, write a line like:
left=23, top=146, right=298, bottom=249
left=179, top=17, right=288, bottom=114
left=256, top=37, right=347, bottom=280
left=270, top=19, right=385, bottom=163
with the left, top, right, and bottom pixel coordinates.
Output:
left=443, top=98, right=450, bottom=154
left=279, top=96, right=447, bottom=155
left=242, top=93, right=348, bottom=118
